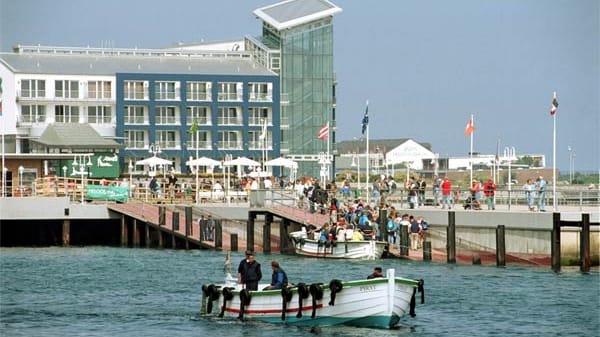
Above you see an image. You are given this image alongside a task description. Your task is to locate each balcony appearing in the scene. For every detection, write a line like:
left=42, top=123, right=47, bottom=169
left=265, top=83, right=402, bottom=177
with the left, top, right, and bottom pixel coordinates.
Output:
left=217, top=92, right=242, bottom=101
left=186, top=140, right=212, bottom=150
left=217, top=117, right=243, bottom=126
left=218, top=141, right=243, bottom=150
left=248, top=117, right=271, bottom=126
left=248, top=92, right=272, bottom=102
left=124, top=116, right=148, bottom=125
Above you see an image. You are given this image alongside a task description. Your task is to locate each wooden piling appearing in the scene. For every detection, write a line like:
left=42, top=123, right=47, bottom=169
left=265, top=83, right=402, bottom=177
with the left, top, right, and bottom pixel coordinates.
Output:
left=472, top=255, right=481, bottom=265
left=280, top=218, right=290, bottom=252
left=133, top=219, right=140, bottom=247
left=263, top=214, right=273, bottom=254
left=581, top=213, right=590, bottom=273
left=185, top=206, right=192, bottom=236
left=496, top=225, right=506, bottom=267
left=158, top=206, right=165, bottom=226
left=214, top=220, right=222, bottom=250
left=447, top=211, right=456, bottom=264
left=231, top=233, right=238, bottom=252
left=172, top=211, right=180, bottom=231
left=400, top=225, right=409, bottom=256
left=120, top=215, right=128, bottom=247
left=423, top=241, right=432, bottom=261
left=247, top=212, right=256, bottom=253
left=551, top=212, right=561, bottom=272
left=62, top=219, right=70, bottom=247
left=144, top=222, right=150, bottom=248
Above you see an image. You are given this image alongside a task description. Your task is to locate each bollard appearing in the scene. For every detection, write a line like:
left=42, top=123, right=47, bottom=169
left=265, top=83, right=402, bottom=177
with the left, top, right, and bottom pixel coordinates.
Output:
left=447, top=211, right=456, bottom=264
left=231, top=233, right=238, bottom=252
left=423, top=241, right=432, bottom=261
left=496, top=225, right=506, bottom=267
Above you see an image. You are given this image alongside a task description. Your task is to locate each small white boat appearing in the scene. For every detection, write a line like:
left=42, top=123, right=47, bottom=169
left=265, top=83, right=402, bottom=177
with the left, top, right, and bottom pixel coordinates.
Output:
left=201, top=269, right=424, bottom=329
left=288, top=230, right=388, bottom=259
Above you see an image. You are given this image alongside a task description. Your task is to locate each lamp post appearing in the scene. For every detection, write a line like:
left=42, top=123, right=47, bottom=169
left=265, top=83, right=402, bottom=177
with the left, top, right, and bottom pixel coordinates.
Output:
left=225, top=154, right=233, bottom=203
left=568, top=146, right=573, bottom=184
left=503, top=146, right=516, bottom=210
left=351, top=152, right=360, bottom=197
left=148, top=143, right=161, bottom=177
left=2, top=166, right=7, bottom=198
left=18, top=165, right=24, bottom=197
left=73, top=154, right=92, bottom=204
left=62, top=165, right=68, bottom=198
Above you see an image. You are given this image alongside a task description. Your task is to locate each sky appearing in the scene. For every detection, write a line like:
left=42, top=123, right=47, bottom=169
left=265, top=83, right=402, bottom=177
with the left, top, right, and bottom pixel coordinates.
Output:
left=1, top=0, right=598, bottom=172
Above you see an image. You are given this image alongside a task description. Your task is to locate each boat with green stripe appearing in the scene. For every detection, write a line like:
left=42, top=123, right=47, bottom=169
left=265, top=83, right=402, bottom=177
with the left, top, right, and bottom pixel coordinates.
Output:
left=201, top=269, right=424, bottom=329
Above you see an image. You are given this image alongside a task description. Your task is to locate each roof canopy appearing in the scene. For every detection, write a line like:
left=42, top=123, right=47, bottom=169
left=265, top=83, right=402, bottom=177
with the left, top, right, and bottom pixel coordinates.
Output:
left=35, top=123, right=119, bottom=149
left=254, top=0, right=342, bottom=31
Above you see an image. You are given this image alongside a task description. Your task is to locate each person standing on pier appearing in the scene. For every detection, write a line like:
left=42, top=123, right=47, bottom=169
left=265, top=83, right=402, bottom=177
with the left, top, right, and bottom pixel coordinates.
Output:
left=441, top=176, right=452, bottom=209
left=238, top=250, right=262, bottom=291
left=523, top=179, right=536, bottom=211
left=483, top=178, right=496, bottom=210
left=536, top=176, right=547, bottom=212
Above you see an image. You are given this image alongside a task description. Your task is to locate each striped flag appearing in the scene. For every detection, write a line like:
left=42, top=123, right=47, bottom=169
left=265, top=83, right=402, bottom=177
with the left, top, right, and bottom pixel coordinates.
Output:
left=464, top=116, right=475, bottom=136
left=318, top=122, right=329, bottom=140
left=550, top=92, right=558, bottom=116
left=361, top=101, right=369, bottom=135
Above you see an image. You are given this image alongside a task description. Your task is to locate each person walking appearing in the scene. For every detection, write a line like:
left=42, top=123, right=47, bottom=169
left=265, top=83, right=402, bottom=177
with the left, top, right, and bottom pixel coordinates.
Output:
left=483, top=178, right=496, bottom=210
left=432, top=175, right=441, bottom=207
left=263, top=261, right=288, bottom=290
left=417, top=176, right=427, bottom=207
left=237, top=250, right=262, bottom=291
left=441, top=176, right=452, bottom=209
left=409, top=216, right=421, bottom=251
left=536, top=176, right=547, bottom=212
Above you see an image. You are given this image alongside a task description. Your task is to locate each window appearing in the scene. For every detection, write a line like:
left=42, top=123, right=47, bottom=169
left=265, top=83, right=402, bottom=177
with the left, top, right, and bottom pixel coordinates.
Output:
left=155, top=106, right=178, bottom=125
left=88, top=81, right=112, bottom=99
left=55, top=80, right=79, bottom=99
left=188, top=131, right=211, bottom=150
left=155, top=81, right=180, bottom=100
left=55, top=105, right=79, bottom=123
left=218, top=131, right=241, bottom=149
left=87, top=106, right=112, bottom=124
left=248, top=82, right=272, bottom=102
left=124, top=81, right=148, bottom=100
left=124, top=106, right=147, bottom=124
left=20, top=79, right=45, bottom=98
left=156, top=130, right=178, bottom=149
left=20, top=105, right=46, bottom=123
left=186, top=106, right=211, bottom=125
left=248, top=107, right=271, bottom=125
left=217, top=107, right=242, bottom=125
left=218, top=82, right=242, bottom=101
left=124, top=130, right=146, bottom=148
left=186, top=81, right=211, bottom=101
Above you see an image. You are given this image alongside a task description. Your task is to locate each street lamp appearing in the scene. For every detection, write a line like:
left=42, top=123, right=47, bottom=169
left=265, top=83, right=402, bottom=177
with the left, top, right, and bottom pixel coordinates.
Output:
left=62, top=165, right=68, bottom=198
left=128, top=160, right=134, bottom=198
left=18, top=165, right=24, bottom=197
left=503, top=146, right=516, bottom=210
left=148, top=143, right=161, bottom=177
left=73, top=154, right=92, bottom=204
left=568, top=146, right=574, bottom=184
left=224, top=154, right=233, bottom=203
left=2, top=166, right=7, bottom=198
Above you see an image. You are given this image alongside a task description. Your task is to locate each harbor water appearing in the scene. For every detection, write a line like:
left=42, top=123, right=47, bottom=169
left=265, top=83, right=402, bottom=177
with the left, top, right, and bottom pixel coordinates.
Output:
left=1, top=247, right=598, bottom=337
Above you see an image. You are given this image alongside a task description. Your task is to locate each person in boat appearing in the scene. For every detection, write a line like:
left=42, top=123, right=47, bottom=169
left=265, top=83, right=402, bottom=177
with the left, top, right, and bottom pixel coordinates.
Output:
left=367, top=267, right=384, bottom=279
left=263, top=261, right=288, bottom=290
left=237, top=250, right=262, bottom=291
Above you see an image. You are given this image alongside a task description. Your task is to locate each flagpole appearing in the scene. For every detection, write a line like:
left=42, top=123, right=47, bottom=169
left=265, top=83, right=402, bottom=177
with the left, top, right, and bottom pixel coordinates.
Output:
left=326, top=121, right=330, bottom=183
left=470, top=114, right=474, bottom=185
left=552, top=103, right=556, bottom=211
left=365, top=102, right=370, bottom=205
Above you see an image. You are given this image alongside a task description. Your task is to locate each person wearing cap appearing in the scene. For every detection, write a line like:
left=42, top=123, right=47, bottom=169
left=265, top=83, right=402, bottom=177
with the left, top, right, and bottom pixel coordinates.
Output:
left=263, top=261, right=288, bottom=290
left=367, top=267, right=384, bottom=279
left=237, top=250, right=262, bottom=290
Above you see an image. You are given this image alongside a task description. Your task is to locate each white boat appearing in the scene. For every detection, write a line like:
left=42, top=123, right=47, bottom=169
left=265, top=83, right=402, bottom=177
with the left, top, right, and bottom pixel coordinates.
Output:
left=201, top=269, right=424, bottom=329
left=288, top=230, right=388, bottom=259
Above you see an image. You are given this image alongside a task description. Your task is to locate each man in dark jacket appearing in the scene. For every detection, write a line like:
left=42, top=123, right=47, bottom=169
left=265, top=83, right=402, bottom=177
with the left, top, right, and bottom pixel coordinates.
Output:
left=237, top=250, right=262, bottom=290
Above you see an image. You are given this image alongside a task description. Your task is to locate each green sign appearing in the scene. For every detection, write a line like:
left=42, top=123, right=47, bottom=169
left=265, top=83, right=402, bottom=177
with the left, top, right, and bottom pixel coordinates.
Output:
left=86, top=185, right=129, bottom=203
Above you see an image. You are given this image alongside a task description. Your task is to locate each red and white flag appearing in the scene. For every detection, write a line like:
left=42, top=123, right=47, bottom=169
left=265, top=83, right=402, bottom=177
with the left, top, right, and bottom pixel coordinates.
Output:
left=318, top=122, right=329, bottom=140
left=550, top=91, right=558, bottom=116
left=464, top=117, right=475, bottom=136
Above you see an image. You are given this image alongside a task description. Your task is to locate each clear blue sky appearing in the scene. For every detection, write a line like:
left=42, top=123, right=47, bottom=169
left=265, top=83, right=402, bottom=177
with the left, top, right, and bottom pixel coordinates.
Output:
left=1, top=0, right=598, bottom=172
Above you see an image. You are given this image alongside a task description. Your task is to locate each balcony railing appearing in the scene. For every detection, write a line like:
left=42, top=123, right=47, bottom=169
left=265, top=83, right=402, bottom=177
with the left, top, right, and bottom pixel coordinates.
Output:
left=125, top=140, right=146, bottom=149
left=155, top=116, right=179, bottom=125
left=248, top=92, right=272, bottom=102
left=218, top=141, right=243, bottom=150
left=186, top=140, right=212, bottom=150
left=248, top=117, right=271, bottom=126
left=217, top=92, right=242, bottom=101
left=187, top=92, right=212, bottom=101
left=217, top=117, right=243, bottom=125
left=124, top=116, right=148, bottom=125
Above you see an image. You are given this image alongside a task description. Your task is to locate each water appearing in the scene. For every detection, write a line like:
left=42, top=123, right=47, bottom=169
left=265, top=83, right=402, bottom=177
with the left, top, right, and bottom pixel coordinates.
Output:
left=1, top=247, right=598, bottom=337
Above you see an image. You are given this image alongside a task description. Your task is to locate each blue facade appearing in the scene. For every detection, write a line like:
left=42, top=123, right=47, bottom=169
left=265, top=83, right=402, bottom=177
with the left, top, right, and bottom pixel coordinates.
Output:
left=115, top=73, right=280, bottom=174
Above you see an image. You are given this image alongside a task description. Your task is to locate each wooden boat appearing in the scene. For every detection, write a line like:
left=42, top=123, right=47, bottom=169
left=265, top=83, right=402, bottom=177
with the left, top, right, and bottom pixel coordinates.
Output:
left=201, top=269, right=424, bottom=329
left=288, top=230, right=388, bottom=259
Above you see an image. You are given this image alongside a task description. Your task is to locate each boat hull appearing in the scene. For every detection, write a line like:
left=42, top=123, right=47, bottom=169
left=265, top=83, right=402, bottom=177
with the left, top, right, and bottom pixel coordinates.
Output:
left=201, top=269, right=422, bottom=329
left=288, top=231, right=388, bottom=259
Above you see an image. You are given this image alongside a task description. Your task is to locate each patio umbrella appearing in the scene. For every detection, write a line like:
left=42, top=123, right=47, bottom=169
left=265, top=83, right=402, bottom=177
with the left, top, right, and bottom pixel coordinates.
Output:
left=264, top=157, right=298, bottom=168
left=186, top=156, right=221, bottom=168
left=222, top=156, right=260, bottom=167
left=135, top=155, right=172, bottom=167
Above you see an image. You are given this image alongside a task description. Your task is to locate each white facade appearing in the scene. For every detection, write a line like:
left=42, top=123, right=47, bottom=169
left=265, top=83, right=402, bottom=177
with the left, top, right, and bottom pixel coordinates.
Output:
left=385, top=139, right=435, bottom=170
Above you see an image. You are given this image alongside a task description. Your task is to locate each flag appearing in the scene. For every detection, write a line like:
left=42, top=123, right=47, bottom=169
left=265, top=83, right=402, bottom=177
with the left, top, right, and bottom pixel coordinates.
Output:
left=188, top=118, right=198, bottom=134
left=550, top=92, right=558, bottom=116
left=259, top=119, right=267, bottom=140
left=318, top=122, right=329, bottom=140
left=361, top=101, right=369, bottom=135
left=464, top=117, right=475, bottom=136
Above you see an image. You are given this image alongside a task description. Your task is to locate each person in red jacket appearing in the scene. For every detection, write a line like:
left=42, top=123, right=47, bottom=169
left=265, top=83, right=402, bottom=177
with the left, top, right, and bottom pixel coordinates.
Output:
left=483, top=178, right=496, bottom=210
left=441, top=176, right=452, bottom=209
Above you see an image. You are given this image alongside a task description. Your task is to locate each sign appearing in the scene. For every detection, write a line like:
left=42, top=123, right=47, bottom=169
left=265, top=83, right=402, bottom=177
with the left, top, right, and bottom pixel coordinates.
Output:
left=86, top=185, right=129, bottom=203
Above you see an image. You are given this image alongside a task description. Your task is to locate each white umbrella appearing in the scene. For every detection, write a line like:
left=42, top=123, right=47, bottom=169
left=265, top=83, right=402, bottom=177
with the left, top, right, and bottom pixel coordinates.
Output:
left=186, top=156, right=221, bottom=168
left=223, top=156, right=260, bottom=167
left=247, top=170, right=272, bottom=178
left=135, top=155, right=172, bottom=167
left=264, top=157, right=298, bottom=168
